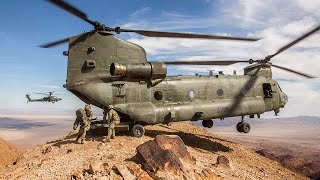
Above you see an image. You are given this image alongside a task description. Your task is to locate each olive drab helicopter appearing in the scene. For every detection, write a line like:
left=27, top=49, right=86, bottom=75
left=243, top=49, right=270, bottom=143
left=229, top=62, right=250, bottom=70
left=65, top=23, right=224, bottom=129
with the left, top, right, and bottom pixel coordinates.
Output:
left=26, top=91, right=62, bottom=103
left=41, top=0, right=318, bottom=137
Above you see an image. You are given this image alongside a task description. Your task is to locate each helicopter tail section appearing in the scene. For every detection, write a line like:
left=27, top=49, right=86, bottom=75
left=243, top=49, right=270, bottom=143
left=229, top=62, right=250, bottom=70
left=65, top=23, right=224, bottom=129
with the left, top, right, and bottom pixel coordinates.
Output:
left=26, top=94, right=32, bottom=102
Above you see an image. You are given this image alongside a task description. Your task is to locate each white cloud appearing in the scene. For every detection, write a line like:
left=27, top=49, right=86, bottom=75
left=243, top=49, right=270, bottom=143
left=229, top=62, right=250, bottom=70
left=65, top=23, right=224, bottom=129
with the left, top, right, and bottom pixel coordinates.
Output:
left=130, top=7, right=152, bottom=18
left=37, top=84, right=60, bottom=89
left=121, top=0, right=320, bottom=117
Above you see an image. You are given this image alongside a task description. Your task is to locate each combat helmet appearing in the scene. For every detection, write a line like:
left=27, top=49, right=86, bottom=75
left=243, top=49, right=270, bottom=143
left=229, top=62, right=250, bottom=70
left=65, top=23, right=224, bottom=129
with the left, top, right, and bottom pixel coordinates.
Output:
left=107, top=105, right=114, bottom=110
left=84, top=104, right=91, bottom=111
left=76, top=108, right=85, bottom=117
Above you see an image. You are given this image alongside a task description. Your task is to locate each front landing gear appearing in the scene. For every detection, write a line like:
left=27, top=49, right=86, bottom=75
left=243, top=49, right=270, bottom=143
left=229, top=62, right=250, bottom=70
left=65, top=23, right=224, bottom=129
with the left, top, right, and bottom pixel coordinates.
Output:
left=236, top=121, right=251, bottom=133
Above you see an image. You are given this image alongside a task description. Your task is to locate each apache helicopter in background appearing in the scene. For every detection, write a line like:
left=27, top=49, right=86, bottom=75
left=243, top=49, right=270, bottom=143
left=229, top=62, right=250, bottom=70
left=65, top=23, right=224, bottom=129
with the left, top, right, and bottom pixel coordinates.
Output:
left=26, top=91, right=62, bottom=103
left=40, top=0, right=318, bottom=137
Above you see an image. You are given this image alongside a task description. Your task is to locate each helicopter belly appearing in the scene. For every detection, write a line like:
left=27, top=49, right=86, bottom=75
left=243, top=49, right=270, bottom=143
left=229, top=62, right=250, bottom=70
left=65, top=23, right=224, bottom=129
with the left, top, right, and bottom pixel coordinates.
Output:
left=115, top=96, right=265, bottom=125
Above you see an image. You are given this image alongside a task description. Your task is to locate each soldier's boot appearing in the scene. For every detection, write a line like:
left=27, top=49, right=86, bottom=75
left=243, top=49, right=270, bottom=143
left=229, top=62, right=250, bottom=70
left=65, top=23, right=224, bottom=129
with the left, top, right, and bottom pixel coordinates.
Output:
left=76, top=137, right=80, bottom=143
left=106, top=138, right=111, bottom=142
left=81, top=139, right=85, bottom=144
left=111, top=129, right=115, bottom=139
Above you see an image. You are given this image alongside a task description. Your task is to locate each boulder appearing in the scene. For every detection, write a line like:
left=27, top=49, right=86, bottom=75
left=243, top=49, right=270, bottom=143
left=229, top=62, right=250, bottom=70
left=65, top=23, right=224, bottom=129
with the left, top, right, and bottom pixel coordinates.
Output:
left=136, top=135, right=195, bottom=177
left=216, top=155, right=230, bottom=168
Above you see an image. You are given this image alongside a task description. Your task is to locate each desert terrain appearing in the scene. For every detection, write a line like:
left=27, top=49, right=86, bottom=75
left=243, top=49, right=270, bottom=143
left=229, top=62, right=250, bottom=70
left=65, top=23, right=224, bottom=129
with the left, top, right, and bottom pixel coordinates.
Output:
left=0, top=114, right=318, bottom=179
left=208, top=116, right=320, bottom=179
left=0, top=122, right=306, bottom=179
left=0, top=114, right=72, bottom=149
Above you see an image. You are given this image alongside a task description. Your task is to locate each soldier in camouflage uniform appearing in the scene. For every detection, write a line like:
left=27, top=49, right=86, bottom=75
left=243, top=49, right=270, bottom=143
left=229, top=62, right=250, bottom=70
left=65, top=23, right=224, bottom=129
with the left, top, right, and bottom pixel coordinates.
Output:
left=73, top=108, right=90, bottom=144
left=84, top=104, right=93, bottom=120
left=103, top=105, right=120, bottom=142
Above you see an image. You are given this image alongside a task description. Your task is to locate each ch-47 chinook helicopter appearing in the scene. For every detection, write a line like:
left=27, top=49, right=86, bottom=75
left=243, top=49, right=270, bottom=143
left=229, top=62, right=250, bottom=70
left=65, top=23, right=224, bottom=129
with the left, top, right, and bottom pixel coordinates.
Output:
left=26, top=91, right=62, bottom=103
left=41, top=0, right=318, bottom=137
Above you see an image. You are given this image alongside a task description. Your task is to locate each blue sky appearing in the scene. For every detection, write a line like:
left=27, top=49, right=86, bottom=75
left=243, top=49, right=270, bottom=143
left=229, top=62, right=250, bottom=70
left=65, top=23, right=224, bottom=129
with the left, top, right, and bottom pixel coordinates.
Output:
left=0, top=0, right=319, bottom=117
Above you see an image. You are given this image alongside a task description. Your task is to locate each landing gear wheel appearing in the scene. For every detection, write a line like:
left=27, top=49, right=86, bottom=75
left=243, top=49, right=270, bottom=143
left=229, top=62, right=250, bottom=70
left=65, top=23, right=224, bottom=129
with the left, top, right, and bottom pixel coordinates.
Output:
left=241, top=122, right=251, bottom=133
left=131, top=124, right=145, bottom=138
left=236, top=122, right=242, bottom=132
left=202, top=120, right=213, bottom=128
left=237, top=122, right=251, bottom=133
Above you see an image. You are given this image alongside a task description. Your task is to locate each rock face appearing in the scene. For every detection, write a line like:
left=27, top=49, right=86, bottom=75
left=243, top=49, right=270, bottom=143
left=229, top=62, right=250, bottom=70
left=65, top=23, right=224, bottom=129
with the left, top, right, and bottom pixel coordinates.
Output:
left=0, top=137, right=20, bottom=171
left=137, top=135, right=195, bottom=174
left=136, top=134, right=220, bottom=179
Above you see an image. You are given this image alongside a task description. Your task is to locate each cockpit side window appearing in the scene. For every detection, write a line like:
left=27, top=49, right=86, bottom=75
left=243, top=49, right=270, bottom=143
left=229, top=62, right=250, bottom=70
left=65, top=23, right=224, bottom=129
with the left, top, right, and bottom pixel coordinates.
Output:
left=263, top=83, right=273, bottom=98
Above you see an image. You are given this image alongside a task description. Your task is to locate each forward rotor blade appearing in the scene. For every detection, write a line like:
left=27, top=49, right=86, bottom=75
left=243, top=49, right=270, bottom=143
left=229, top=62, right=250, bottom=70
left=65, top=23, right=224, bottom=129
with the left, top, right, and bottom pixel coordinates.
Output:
left=33, top=93, right=49, bottom=95
left=120, top=29, right=260, bottom=41
left=48, top=0, right=95, bottom=26
left=269, top=24, right=320, bottom=59
left=163, top=60, right=249, bottom=66
left=39, top=38, right=69, bottom=48
left=271, top=64, right=316, bottom=78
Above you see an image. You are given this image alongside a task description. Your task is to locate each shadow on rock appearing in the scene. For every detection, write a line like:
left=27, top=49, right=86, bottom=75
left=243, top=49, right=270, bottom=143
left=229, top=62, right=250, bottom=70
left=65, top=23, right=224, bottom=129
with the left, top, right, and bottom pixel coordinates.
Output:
left=145, top=129, right=232, bottom=153
left=51, top=140, right=78, bottom=147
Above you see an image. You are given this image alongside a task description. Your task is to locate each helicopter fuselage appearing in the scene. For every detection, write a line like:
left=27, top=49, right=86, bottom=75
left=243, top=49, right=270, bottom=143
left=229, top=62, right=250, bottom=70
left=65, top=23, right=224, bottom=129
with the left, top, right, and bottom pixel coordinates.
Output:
left=64, top=31, right=288, bottom=125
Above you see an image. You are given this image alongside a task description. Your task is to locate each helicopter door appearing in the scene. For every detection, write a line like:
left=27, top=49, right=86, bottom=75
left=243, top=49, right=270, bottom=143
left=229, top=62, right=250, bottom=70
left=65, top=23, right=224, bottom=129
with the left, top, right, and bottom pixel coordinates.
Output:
left=263, top=83, right=274, bottom=111
left=263, top=83, right=273, bottom=98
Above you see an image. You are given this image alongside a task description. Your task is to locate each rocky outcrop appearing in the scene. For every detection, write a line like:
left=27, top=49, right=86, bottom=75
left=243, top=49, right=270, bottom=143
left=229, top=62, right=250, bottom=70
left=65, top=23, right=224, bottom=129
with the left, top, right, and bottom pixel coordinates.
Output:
left=256, top=149, right=320, bottom=179
left=136, top=135, right=200, bottom=179
left=0, top=122, right=308, bottom=179
left=0, top=137, right=21, bottom=171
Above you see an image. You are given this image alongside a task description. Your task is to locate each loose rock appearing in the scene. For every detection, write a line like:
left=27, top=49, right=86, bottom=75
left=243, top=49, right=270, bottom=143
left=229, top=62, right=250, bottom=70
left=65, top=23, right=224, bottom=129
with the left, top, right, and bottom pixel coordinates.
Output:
left=115, top=165, right=136, bottom=180
left=43, top=146, right=52, bottom=154
left=89, top=162, right=104, bottom=174
left=216, top=155, right=230, bottom=168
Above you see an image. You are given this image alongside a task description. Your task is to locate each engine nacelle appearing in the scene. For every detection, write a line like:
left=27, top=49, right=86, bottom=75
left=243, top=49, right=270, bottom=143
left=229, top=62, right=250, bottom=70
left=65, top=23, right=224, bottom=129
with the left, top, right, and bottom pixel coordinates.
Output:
left=110, top=62, right=167, bottom=80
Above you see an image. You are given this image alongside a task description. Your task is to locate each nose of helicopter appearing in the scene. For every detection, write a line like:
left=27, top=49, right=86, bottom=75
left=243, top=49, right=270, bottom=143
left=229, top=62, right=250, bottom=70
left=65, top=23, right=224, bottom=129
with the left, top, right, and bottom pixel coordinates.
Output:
left=280, top=92, right=288, bottom=107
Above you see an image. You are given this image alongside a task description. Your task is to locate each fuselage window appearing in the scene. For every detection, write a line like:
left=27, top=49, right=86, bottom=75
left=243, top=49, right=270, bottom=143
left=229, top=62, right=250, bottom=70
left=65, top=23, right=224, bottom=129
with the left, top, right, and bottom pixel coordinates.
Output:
left=217, top=89, right=224, bottom=97
left=188, top=90, right=195, bottom=100
left=154, top=91, right=163, bottom=100
left=263, top=83, right=273, bottom=98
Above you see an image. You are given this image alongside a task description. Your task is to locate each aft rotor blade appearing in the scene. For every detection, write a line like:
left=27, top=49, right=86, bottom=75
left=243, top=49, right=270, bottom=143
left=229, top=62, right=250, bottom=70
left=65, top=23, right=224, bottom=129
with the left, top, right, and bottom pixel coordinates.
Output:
left=269, top=24, right=320, bottom=59
left=48, top=0, right=95, bottom=26
left=39, top=38, right=69, bottom=48
left=163, top=60, right=249, bottom=66
left=120, top=29, right=260, bottom=41
left=271, top=64, right=316, bottom=78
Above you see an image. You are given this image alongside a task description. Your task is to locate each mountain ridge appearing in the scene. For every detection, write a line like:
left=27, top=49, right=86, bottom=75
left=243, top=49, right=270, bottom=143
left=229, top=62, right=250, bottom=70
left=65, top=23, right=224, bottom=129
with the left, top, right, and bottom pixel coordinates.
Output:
left=0, top=122, right=306, bottom=179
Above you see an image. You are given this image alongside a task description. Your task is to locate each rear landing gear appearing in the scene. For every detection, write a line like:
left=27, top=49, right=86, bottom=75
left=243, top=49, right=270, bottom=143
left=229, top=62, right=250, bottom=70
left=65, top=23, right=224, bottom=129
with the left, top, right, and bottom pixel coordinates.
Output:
left=202, top=120, right=213, bottom=128
left=236, top=121, right=251, bottom=133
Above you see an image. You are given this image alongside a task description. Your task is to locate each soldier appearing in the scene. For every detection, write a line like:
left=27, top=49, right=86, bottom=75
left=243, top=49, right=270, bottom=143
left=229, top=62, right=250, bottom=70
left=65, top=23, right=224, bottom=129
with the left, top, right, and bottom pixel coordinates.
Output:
left=103, top=105, right=120, bottom=142
left=73, top=108, right=90, bottom=144
left=84, top=104, right=93, bottom=120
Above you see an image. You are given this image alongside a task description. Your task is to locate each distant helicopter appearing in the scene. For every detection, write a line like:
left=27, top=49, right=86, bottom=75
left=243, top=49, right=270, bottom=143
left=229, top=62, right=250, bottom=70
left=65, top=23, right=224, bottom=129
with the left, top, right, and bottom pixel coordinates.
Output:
left=26, top=91, right=62, bottom=103
left=40, top=0, right=318, bottom=137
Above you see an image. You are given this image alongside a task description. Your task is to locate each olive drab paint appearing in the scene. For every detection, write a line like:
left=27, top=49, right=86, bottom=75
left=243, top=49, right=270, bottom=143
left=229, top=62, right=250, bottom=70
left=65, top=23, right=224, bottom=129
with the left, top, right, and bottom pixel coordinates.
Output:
left=64, top=31, right=288, bottom=125
left=40, top=0, right=318, bottom=135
